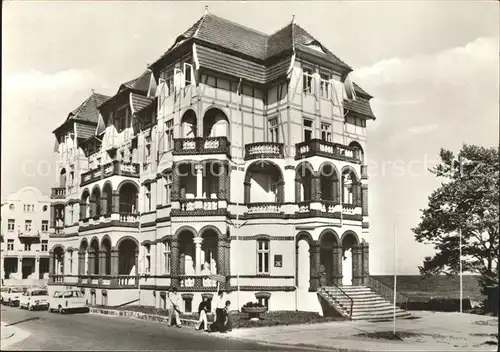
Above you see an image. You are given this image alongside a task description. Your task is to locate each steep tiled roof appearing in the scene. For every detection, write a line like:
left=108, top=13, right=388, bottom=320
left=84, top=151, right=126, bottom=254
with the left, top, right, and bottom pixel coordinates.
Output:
left=75, top=122, right=97, bottom=140
left=119, top=70, right=152, bottom=94
left=154, top=13, right=351, bottom=72
left=343, top=82, right=376, bottom=119
left=130, top=93, right=154, bottom=114
left=68, top=93, right=110, bottom=123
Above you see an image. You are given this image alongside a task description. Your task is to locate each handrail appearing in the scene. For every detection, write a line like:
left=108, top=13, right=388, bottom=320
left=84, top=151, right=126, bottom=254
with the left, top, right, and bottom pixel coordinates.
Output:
left=365, top=275, right=410, bottom=310
left=332, top=283, right=354, bottom=319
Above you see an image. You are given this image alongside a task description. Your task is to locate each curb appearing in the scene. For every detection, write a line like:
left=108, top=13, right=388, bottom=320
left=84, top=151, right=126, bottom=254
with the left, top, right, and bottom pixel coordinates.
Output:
left=89, top=308, right=202, bottom=327
left=88, top=308, right=360, bottom=351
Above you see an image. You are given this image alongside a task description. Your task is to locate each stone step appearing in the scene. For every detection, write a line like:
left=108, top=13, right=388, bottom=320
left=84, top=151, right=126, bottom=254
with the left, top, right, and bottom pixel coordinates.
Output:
left=351, top=310, right=410, bottom=318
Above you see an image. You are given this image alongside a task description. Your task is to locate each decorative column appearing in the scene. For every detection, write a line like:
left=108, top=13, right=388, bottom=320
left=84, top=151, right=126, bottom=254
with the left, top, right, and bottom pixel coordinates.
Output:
left=333, top=179, right=340, bottom=204
left=195, top=163, right=203, bottom=198
left=49, top=251, right=55, bottom=277
left=217, top=236, right=226, bottom=289
left=99, top=250, right=106, bottom=276
left=172, top=163, right=179, bottom=201
left=193, top=237, right=202, bottom=275
left=277, top=181, right=285, bottom=203
left=170, top=239, right=180, bottom=288
left=88, top=251, right=95, bottom=277
left=308, top=242, right=321, bottom=291
left=112, top=191, right=120, bottom=214
left=78, top=251, right=85, bottom=283
left=100, top=196, right=108, bottom=216
left=34, top=257, right=40, bottom=279
left=50, top=204, right=56, bottom=228
left=243, top=181, right=251, bottom=204
left=311, top=174, right=321, bottom=201
left=225, top=237, right=231, bottom=282
left=110, top=249, right=119, bottom=286
left=361, top=184, right=368, bottom=216
left=218, top=163, right=227, bottom=200
left=79, top=201, right=86, bottom=220
left=362, top=242, right=370, bottom=285
left=354, top=183, right=362, bottom=207
left=332, top=245, right=343, bottom=285
left=294, top=177, right=301, bottom=202
left=352, top=245, right=362, bottom=286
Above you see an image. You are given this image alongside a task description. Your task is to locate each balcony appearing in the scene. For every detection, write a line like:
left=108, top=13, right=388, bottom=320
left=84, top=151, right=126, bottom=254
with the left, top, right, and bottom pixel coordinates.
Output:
left=180, top=275, right=218, bottom=289
left=296, top=201, right=362, bottom=220
left=295, top=139, right=361, bottom=163
left=173, top=137, right=230, bottom=157
left=171, top=198, right=226, bottom=216
left=245, top=142, right=284, bottom=161
left=243, top=202, right=284, bottom=218
left=51, top=187, right=66, bottom=199
left=81, top=160, right=140, bottom=186
left=18, top=230, right=40, bottom=239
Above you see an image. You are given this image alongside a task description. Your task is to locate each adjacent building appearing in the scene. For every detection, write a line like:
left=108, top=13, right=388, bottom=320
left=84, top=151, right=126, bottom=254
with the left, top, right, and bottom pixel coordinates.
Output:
left=1, top=186, right=51, bottom=285
left=48, top=12, right=376, bottom=314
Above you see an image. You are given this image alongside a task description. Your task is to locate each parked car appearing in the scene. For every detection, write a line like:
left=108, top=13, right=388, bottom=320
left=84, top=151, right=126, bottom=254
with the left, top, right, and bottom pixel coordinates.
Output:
left=48, top=289, right=88, bottom=314
left=1, top=286, right=25, bottom=306
left=19, top=288, right=50, bottom=311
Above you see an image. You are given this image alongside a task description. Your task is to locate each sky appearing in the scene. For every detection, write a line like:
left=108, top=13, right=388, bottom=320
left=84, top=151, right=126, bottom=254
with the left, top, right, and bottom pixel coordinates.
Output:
left=2, top=1, right=499, bottom=274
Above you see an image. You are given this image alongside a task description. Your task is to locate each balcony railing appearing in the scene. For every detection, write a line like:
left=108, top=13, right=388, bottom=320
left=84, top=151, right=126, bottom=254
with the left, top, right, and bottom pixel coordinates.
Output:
left=295, top=139, right=361, bottom=163
left=296, top=201, right=362, bottom=218
left=119, top=213, right=138, bottom=223
left=180, top=275, right=218, bottom=288
left=246, top=202, right=283, bottom=214
left=173, top=137, right=230, bottom=156
left=81, top=160, right=139, bottom=185
left=245, top=142, right=284, bottom=160
left=18, top=230, right=40, bottom=239
left=179, top=199, right=220, bottom=212
left=51, top=187, right=66, bottom=199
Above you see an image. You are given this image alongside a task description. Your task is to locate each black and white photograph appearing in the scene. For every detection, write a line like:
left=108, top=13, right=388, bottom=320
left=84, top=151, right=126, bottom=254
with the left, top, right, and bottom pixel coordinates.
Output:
left=1, top=1, right=498, bottom=351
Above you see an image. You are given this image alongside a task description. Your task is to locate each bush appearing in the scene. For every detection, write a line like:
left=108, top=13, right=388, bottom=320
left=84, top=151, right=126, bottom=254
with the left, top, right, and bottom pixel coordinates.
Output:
left=406, top=298, right=472, bottom=312
left=241, top=301, right=265, bottom=310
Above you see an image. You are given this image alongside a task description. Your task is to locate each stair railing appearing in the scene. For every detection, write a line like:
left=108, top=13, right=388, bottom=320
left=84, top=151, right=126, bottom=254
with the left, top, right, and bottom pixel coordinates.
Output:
left=323, top=284, right=354, bottom=320
left=365, top=275, right=410, bottom=310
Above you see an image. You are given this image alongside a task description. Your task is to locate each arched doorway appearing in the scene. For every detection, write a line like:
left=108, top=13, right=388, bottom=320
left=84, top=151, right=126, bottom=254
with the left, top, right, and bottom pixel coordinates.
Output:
left=90, top=186, right=101, bottom=217
left=119, top=182, right=138, bottom=214
left=341, top=167, right=360, bottom=205
left=53, top=246, right=65, bottom=275
left=296, top=233, right=312, bottom=290
left=319, top=231, right=340, bottom=286
left=201, top=230, right=218, bottom=274
left=178, top=230, right=195, bottom=275
left=244, top=161, right=284, bottom=203
left=203, top=108, right=229, bottom=138
left=89, top=238, right=99, bottom=275
left=342, top=232, right=359, bottom=286
left=60, top=168, right=67, bottom=188
left=101, top=237, right=112, bottom=275
left=319, top=163, right=340, bottom=203
left=80, top=190, right=90, bottom=219
left=118, top=238, right=138, bottom=275
left=295, top=162, right=314, bottom=202
left=79, top=239, right=88, bottom=275
left=181, top=109, right=197, bottom=138
left=102, top=183, right=113, bottom=215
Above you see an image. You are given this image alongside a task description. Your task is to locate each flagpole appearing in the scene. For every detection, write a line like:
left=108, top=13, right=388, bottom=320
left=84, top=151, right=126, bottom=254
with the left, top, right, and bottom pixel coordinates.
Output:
left=459, top=227, right=462, bottom=314
left=393, top=221, right=397, bottom=335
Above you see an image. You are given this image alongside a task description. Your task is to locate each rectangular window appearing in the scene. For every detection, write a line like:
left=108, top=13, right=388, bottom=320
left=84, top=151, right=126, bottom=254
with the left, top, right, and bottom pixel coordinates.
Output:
left=164, top=175, right=172, bottom=205
left=41, top=240, right=48, bottom=252
left=144, top=184, right=152, bottom=212
left=268, top=118, right=279, bottom=143
left=145, top=136, right=152, bottom=164
left=24, top=243, right=31, bottom=251
left=257, top=239, right=270, bottom=274
left=164, top=119, right=174, bottom=151
left=115, top=107, right=128, bottom=133
left=320, top=73, right=331, bottom=99
left=321, top=122, right=332, bottom=142
left=25, top=220, right=32, bottom=232
left=41, top=220, right=49, bottom=232
left=184, top=298, right=192, bottom=313
left=7, top=239, right=14, bottom=251
left=69, top=208, right=74, bottom=224
left=303, top=119, right=313, bottom=142
left=184, top=63, right=193, bottom=86
left=8, top=219, right=15, bottom=231
left=302, top=67, right=313, bottom=94
left=68, top=252, right=73, bottom=274
left=163, top=241, right=171, bottom=274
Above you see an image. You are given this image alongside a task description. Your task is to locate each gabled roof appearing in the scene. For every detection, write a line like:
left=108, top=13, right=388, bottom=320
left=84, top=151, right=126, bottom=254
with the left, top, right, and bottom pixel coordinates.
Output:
left=130, top=93, right=154, bottom=114
left=344, top=82, right=376, bottom=120
left=67, top=93, right=110, bottom=123
left=352, top=82, right=373, bottom=99
left=153, top=13, right=351, bottom=72
left=118, top=70, right=152, bottom=94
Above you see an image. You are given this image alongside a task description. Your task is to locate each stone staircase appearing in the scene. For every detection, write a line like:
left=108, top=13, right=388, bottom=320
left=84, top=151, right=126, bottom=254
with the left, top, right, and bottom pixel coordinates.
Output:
left=318, top=285, right=413, bottom=321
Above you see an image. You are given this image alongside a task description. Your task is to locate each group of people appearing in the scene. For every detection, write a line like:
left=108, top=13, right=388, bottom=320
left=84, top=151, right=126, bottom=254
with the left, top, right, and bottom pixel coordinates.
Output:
left=166, top=287, right=232, bottom=333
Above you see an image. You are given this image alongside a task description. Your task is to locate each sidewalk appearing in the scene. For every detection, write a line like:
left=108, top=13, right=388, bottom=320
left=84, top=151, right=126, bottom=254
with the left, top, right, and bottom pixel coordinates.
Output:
left=1, top=320, right=31, bottom=349
left=218, top=312, right=498, bottom=351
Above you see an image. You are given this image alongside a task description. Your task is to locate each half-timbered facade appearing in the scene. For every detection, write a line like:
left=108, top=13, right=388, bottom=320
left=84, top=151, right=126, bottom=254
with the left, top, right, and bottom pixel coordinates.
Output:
left=48, top=12, right=376, bottom=313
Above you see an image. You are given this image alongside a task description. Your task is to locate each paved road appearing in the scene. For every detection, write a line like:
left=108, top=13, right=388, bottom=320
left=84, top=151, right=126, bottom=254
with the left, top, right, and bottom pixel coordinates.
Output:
left=0, top=306, right=295, bottom=351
